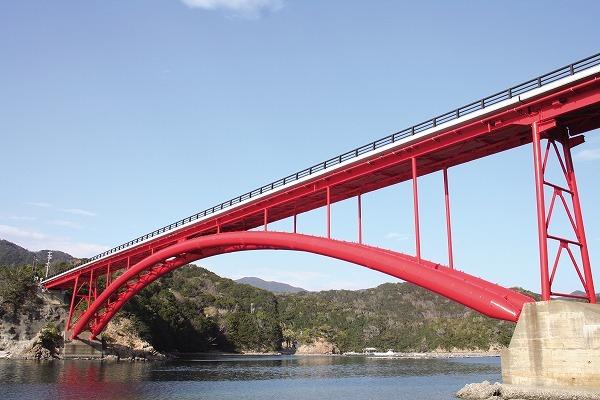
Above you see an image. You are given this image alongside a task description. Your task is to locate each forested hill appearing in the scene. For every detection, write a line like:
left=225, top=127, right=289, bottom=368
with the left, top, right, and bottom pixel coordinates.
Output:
left=279, top=283, right=515, bottom=353
left=1, top=238, right=524, bottom=355
left=120, top=265, right=517, bottom=354
left=120, top=266, right=283, bottom=353
left=235, top=277, right=306, bottom=293
left=0, top=240, right=75, bottom=267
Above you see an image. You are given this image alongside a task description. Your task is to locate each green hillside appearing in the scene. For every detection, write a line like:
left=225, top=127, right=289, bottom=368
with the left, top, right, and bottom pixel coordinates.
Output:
left=0, top=238, right=529, bottom=354
left=0, top=240, right=76, bottom=268
left=120, top=265, right=283, bottom=353
left=278, top=283, right=514, bottom=352
left=121, top=265, right=517, bottom=353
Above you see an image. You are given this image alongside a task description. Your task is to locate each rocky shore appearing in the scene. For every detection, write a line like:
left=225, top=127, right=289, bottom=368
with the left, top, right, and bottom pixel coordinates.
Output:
left=456, top=381, right=600, bottom=400
left=0, top=294, right=164, bottom=361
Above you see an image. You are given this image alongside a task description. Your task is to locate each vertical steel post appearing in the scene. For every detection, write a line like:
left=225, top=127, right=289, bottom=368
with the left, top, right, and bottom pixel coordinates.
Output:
left=412, top=157, right=421, bottom=262
left=326, top=187, right=331, bottom=239
left=66, top=274, right=79, bottom=330
left=443, top=168, right=454, bottom=269
left=532, top=121, right=551, bottom=301
left=561, top=134, right=597, bottom=303
left=357, top=194, right=363, bottom=244
left=93, top=276, right=97, bottom=301
left=87, top=270, right=94, bottom=306
left=264, top=208, right=268, bottom=231
left=106, top=264, right=111, bottom=287
left=293, top=213, right=297, bottom=234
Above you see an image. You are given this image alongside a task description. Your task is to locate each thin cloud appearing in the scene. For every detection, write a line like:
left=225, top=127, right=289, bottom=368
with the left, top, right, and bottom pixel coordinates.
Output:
left=0, top=224, right=108, bottom=257
left=26, top=202, right=52, bottom=208
left=48, top=220, right=82, bottom=230
left=0, top=224, right=47, bottom=240
left=61, top=208, right=96, bottom=217
left=7, top=216, right=36, bottom=221
left=24, top=202, right=96, bottom=216
left=64, top=242, right=110, bottom=257
left=180, top=0, right=283, bottom=18
left=574, top=148, right=600, bottom=161
left=385, top=232, right=410, bottom=242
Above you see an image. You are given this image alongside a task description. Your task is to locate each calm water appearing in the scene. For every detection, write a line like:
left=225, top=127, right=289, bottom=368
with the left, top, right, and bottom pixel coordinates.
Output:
left=0, top=355, right=500, bottom=400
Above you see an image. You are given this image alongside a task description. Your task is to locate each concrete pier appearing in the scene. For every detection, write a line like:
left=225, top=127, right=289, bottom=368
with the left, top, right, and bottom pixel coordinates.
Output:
left=501, top=301, right=600, bottom=389
left=62, top=332, right=104, bottom=359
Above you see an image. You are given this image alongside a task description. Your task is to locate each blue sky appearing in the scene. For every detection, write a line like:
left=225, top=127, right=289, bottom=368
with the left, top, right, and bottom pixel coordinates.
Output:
left=1, top=1, right=599, bottom=293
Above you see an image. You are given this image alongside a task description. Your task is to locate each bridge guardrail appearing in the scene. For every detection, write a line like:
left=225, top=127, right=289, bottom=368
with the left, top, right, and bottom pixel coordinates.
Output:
left=48, top=52, right=600, bottom=276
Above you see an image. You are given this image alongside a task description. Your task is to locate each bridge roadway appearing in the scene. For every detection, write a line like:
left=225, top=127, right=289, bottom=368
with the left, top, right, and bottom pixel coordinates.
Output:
left=41, top=53, right=600, bottom=338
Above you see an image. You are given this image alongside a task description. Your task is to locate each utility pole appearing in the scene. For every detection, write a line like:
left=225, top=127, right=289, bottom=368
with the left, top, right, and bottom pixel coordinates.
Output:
left=32, top=256, right=39, bottom=283
left=45, top=250, right=53, bottom=279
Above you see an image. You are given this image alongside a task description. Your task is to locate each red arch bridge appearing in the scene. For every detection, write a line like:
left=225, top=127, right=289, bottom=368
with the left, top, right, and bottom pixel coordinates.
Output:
left=43, top=53, right=600, bottom=340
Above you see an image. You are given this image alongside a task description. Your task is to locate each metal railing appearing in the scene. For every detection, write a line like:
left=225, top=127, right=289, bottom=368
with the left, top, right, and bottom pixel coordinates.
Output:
left=61, top=52, right=600, bottom=270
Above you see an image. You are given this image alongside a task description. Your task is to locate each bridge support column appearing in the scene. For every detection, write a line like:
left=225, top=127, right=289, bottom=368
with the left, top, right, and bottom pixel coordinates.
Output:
left=411, top=157, right=421, bottom=261
left=63, top=331, right=104, bottom=359
left=501, top=301, right=600, bottom=389
left=530, top=122, right=596, bottom=303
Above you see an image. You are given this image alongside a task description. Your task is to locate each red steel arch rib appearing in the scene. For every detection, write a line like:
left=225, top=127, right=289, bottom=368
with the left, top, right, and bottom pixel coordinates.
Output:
left=71, top=231, right=534, bottom=339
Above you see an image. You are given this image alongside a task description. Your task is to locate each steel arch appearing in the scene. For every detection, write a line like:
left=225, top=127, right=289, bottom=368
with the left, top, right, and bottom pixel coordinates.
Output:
left=71, top=231, right=534, bottom=339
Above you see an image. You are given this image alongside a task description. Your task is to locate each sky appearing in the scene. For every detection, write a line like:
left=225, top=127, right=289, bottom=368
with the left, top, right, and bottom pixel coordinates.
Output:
left=1, top=1, right=600, bottom=293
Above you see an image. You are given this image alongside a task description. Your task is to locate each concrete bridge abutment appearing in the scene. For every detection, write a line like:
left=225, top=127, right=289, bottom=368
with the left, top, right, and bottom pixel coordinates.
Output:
left=62, top=331, right=104, bottom=359
left=501, top=301, right=600, bottom=389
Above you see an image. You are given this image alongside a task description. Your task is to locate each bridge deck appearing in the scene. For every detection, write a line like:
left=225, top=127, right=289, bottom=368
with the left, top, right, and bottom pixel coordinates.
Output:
left=43, top=53, right=600, bottom=289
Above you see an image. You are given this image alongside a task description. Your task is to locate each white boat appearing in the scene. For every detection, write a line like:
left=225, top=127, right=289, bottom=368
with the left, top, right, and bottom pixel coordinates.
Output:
left=372, top=349, right=396, bottom=357
left=363, top=347, right=377, bottom=355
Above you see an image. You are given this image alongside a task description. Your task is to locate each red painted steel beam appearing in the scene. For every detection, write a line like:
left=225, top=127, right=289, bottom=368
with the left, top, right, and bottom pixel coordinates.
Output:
left=293, top=213, right=297, bottom=234
left=561, top=134, right=597, bottom=302
left=532, top=125, right=597, bottom=303
left=65, top=274, right=80, bottom=331
left=443, top=168, right=454, bottom=269
left=44, top=70, right=600, bottom=292
left=532, top=121, right=551, bottom=301
left=70, top=232, right=534, bottom=339
left=412, top=157, right=421, bottom=262
left=357, top=194, right=362, bottom=244
left=326, top=187, right=331, bottom=239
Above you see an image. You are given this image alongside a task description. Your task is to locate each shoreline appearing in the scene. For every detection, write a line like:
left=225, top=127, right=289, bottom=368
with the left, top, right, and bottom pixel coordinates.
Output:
left=357, top=351, right=499, bottom=359
left=128, top=350, right=502, bottom=361
left=0, top=349, right=501, bottom=361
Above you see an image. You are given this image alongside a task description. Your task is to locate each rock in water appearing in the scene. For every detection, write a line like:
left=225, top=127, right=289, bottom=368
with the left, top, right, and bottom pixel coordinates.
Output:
left=457, top=381, right=600, bottom=400
left=456, top=381, right=502, bottom=399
